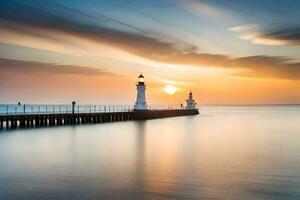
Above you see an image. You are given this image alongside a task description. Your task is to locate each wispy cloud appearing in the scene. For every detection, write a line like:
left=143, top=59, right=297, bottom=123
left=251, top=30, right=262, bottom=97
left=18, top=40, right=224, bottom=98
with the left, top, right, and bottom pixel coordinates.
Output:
left=239, top=32, right=289, bottom=46
left=228, top=23, right=259, bottom=32
left=156, top=53, right=300, bottom=80
left=176, top=0, right=234, bottom=19
left=181, top=0, right=220, bottom=16
left=1, top=1, right=300, bottom=81
left=0, top=58, right=115, bottom=76
left=0, top=1, right=193, bottom=58
left=231, top=56, right=300, bottom=79
left=239, top=27, right=300, bottom=46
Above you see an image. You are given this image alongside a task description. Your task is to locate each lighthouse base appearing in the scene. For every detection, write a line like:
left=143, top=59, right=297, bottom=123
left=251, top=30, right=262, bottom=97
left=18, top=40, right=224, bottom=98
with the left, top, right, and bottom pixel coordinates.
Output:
left=134, top=103, right=148, bottom=111
left=133, top=109, right=199, bottom=120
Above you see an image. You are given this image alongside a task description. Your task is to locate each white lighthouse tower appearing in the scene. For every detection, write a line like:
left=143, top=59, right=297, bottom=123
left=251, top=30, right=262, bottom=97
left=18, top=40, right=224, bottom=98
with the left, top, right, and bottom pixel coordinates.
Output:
left=134, top=74, right=148, bottom=111
left=186, top=91, right=196, bottom=110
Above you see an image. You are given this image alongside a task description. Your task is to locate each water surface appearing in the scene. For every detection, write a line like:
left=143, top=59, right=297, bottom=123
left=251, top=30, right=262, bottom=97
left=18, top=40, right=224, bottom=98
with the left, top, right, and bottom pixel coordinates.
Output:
left=1, top=106, right=300, bottom=200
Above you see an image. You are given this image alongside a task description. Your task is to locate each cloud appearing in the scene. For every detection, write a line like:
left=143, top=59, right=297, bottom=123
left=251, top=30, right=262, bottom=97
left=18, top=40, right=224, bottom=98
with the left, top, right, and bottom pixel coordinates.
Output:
left=181, top=0, right=220, bottom=16
left=239, top=32, right=289, bottom=45
left=231, top=56, right=300, bottom=79
left=228, top=23, right=259, bottom=32
left=0, top=58, right=115, bottom=76
left=157, top=53, right=300, bottom=80
left=1, top=1, right=300, bottom=81
left=0, top=1, right=193, bottom=59
left=228, top=22, right=300, bottom=46
left=239, top=27, right=300, bottom=46
left=176, top=0, right=234, bottom=19
left=266, top=27, right=300, bottom=42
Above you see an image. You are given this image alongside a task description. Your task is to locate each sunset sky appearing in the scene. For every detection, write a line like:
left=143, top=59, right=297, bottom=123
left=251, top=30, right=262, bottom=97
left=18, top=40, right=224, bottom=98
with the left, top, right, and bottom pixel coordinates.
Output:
left=0, top=0, right=300, bottom=105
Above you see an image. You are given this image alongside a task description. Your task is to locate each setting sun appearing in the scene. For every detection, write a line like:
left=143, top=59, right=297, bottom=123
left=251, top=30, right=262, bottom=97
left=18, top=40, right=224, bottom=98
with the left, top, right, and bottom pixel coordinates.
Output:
left=164, top=85, right=177, bottom=95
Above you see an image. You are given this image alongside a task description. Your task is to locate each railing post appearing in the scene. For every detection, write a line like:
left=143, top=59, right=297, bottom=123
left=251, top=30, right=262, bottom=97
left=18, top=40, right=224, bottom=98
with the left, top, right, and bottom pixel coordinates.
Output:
left=24, top=104, right=26, bottom=114
left=6, top=105, right=8, bottom=115
left=72, top=101, right=76, bottom=114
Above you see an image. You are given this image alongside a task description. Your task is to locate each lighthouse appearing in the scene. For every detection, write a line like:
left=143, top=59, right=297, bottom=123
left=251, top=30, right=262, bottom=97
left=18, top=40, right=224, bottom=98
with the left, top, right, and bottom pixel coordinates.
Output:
left=134, top=74, right=148, bottom=110
left=186, top=91, right=196, bottom=110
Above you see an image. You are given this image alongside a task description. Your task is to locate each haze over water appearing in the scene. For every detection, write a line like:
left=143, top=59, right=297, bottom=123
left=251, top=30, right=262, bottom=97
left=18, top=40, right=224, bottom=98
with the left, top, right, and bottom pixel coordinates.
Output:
left=0, top=106, right=300, bottom=200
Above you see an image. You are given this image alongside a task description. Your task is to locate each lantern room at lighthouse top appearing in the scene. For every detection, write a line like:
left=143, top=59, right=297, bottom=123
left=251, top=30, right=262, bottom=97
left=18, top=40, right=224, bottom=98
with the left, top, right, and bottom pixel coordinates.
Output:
left=138, top=74, right=145, bottom=85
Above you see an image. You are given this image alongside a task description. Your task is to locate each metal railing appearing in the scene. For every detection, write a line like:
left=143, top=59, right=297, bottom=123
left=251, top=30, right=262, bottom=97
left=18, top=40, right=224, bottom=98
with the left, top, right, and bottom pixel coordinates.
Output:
left=0, top=104, right=188, bottom=116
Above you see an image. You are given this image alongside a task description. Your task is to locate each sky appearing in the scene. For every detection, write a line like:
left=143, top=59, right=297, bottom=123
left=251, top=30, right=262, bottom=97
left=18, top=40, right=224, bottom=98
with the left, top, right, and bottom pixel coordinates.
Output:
left=0, top=0, right=300, bottom=105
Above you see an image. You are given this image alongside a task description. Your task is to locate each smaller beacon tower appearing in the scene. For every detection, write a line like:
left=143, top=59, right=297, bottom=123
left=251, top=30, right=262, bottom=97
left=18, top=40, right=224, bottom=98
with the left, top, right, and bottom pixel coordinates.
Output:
left=134, top=74, right=148, bottom=111
left=186, top=91, right=196, bottom=110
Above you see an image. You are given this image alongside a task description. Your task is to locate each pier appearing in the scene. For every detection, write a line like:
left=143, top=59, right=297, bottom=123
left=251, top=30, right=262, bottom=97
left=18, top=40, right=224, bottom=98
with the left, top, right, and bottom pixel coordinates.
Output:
left=0, top=74, right=199, bottom=130
left=0, top=105, right=199, bottom=130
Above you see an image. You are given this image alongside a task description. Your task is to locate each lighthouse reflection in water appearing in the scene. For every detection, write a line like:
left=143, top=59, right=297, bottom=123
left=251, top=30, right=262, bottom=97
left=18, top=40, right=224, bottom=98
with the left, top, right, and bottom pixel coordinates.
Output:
left=1, top=106, right=300, bottom=200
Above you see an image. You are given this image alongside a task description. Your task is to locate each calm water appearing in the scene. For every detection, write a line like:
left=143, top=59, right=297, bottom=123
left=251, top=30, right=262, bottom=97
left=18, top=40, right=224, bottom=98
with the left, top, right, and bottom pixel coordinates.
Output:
left=1, top=106, right=300, bottom=200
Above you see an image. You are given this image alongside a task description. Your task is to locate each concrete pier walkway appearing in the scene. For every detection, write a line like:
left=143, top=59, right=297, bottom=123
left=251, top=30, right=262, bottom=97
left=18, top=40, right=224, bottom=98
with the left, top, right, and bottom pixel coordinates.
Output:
left=0, top=109, right=199, bottom=130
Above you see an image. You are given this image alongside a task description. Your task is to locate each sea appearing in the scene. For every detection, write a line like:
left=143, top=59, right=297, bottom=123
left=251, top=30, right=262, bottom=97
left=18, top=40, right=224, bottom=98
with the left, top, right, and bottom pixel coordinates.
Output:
left=0, top=105, right=300, bottom=200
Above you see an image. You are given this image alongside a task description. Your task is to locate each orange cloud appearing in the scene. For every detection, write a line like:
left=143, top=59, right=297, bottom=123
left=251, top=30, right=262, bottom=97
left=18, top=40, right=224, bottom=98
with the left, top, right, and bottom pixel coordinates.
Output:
left=1, top=2, right=300, bottom=83
left=0, top=58, right=115, bottom=76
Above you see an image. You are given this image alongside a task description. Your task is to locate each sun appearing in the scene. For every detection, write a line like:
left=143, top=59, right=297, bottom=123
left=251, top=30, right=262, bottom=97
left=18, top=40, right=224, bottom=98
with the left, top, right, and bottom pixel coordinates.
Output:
left=164, top=84, right=177, bottom=95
